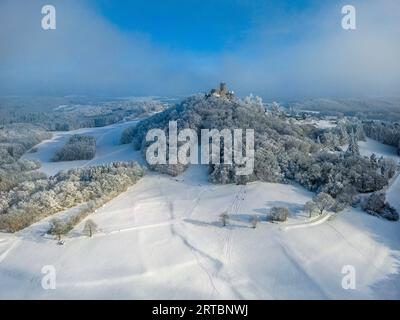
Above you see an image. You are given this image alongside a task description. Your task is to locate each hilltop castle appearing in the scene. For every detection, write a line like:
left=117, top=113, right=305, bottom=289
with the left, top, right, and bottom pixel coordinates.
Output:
left=206, top=82, right=235, bottom=100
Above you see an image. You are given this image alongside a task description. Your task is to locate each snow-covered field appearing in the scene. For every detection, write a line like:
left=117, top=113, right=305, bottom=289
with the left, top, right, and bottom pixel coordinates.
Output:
left=22, top=120, right=144, bottom=176
left=314, top=119, right=337, bottom=129
left=1, top=123, right=400, bottom=299
left=359, top=138, right=399, bottom=161
left=297, top=119, right=337, bottom=129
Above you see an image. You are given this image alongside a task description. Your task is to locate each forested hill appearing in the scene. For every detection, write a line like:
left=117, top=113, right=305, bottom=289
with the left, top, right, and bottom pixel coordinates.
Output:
left=121, top=93, right=398, bottom=221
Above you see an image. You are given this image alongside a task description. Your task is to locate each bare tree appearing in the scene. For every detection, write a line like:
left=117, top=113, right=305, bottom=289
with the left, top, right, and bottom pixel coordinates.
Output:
left=250, top=215, right=259, bottom=228
left=304, top=201, right=317, bottom=218
left=83, top=219, right=98, bottom=237
left=219, top=211, right=229, bottom=227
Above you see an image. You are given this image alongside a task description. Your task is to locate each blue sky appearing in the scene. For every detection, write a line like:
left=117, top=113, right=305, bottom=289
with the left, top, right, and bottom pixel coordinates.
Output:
left=92, top=0, right=258, bottom=53
left=0, top=0, right=399, bottom=99
left=90, top=0, right=326, bottom=53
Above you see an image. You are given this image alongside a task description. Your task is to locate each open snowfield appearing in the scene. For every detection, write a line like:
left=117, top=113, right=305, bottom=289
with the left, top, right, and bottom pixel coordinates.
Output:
left=22, top=120, right=144, bottom=176
left=359, top=138, right=400, bottom=161
left=314, top=119, right=337, bottom=129
left=1, top=123, right=400, bottom=299
left=297, top=119, right=337, bottom=129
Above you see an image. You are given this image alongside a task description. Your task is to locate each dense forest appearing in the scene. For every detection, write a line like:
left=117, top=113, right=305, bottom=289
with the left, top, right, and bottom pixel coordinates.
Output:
left=53, top=134, right=96, bottom=161
left=0, top=123, right=52, bottom=165
left=0, top=162, right=143, bottom=232
left=0, top=124, right=51, bottom=194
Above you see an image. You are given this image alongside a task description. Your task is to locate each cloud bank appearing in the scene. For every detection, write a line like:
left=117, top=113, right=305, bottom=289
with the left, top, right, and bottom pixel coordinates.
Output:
left=0, top=0, right=399, bottom=99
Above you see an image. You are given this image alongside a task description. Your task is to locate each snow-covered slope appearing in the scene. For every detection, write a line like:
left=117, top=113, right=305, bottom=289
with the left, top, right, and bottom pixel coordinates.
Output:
left=0, top=164, right=399, bottom=299
left=387, top=174, right=400, bottom=215
left=22, top=120, right=144, bottom=176
left=359, top=138, right=399, bottom=161
left=1, top=123, right=399, bottom=299
left=359, top=137, right=400, bottom=217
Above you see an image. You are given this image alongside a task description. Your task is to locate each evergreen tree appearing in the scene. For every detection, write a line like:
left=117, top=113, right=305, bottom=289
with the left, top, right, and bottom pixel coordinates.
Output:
left=346, top=129, right=360, bottom=156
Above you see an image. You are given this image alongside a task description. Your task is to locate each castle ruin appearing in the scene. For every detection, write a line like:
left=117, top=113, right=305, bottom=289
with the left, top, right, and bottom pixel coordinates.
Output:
left=206, top=82, right=235, bottom=100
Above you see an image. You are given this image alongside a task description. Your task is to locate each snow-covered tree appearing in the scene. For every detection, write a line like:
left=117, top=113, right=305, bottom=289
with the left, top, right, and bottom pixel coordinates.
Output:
left=311, top=193, right=336, bottom=215
left=304, top=201, right=317, bottom=218
left=362, top=192, right=399, bottom=221
left=270, top=207, right=289, bottom=222
left=346, top=129, right=360, bottom=156
left=53, top=134, right=96, bottom=162
left=0, top=162, right=144, bottom=232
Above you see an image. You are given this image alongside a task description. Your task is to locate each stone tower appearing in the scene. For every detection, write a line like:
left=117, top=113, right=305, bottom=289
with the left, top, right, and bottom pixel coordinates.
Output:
left=220, top=82, right=228, bottom=95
